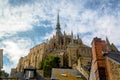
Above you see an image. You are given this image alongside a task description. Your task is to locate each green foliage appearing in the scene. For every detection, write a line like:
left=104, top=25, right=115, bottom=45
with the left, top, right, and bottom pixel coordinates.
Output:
left=39, top=56, right=60, bottom=77
left=0, top=70, right=2, bottom=76
left=39, top=61, right=44, bottom=70
left=43, top=64, right=51, bottom=77
left=0, top=70, right=9, bottom=77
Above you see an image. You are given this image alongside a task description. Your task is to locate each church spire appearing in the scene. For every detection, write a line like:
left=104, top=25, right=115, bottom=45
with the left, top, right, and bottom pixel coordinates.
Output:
left=56, top=10, right=60, bottom=30
left=106, top=36, right=111, bottom=51
left=106, top=36, right=110, bottom=46
left=55, top=10, right=62, bottom=45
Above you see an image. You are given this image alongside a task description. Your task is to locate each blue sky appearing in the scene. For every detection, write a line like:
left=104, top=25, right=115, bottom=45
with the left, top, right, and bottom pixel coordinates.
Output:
left=0, top=0, right=120, bottom=73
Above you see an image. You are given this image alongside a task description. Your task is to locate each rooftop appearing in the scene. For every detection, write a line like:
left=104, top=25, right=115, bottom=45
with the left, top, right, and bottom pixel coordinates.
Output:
left=104, top=52, right=120, bottom=64
left=51, top=68, right=87, bottom=80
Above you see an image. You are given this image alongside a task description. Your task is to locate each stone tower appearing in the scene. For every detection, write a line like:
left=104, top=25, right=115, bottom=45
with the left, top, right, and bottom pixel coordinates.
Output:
left=91, top=37, right=107, bottom=80
left=90, top=37, right=120, bottom=80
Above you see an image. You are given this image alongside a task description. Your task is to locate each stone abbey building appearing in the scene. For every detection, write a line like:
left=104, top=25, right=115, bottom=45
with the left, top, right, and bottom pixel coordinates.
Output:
left=13, top=12, right=92, bottom=79
left=11, top=12, right=120, bottom=80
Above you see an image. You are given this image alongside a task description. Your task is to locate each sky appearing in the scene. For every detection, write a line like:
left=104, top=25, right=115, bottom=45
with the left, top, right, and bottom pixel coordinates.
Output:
left=0, top=0, right=120, bottom=73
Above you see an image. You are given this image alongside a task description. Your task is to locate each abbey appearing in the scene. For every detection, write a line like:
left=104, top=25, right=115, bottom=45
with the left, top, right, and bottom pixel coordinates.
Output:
left=10, top=12, right=120, bottom=80
left=13, top=12, right=92, bottom=79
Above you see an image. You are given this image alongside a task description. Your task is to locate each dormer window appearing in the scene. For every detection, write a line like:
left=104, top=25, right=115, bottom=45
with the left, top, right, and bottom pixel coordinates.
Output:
left=61, top=73, right=67, bottom=77
left=23, top=66, right=36, bottom=80
left=25, top=70, right=34, bottom=79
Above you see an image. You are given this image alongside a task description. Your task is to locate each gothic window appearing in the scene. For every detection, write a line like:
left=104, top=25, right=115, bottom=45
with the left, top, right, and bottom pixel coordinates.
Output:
left=61, top=40, right=63, bottom=45
left=54, top=43, right=55, bottom=47
left=98, top=67, right=106, bottom=80
left=37, top=50, right=39, bottom=53
left=88, top=62, right=91, bottom=65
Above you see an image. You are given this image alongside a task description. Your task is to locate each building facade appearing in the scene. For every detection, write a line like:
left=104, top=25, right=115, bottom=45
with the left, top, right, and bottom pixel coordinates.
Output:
left=89, top=37, right=120, bottom=80
left=51, top=68, right=87, bottom=80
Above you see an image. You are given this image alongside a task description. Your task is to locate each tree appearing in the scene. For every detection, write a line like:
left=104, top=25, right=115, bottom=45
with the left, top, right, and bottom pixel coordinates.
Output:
left=39, top=56, right=60, bottom=77
left=0, top=70, right=9, bottom=77
left=0, top=70, right=2, bottom=77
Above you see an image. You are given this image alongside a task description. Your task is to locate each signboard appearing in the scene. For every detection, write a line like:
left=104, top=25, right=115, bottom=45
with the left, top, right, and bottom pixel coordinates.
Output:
left=0, top=49, right=3, bottom=69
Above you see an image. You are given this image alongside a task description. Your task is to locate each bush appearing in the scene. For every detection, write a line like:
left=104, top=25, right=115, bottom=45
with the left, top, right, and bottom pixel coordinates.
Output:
left=39, top=56, right=60, bottom=77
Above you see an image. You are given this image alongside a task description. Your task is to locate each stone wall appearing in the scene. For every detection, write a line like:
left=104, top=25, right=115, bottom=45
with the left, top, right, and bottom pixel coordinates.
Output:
left=91, top=37, right=107, bottom=80
left=89, top=61, right=96, bottom=80
left=67, top=45, right=78, bottom=67
left=67, top=44, right=91, bottom=68
left=10, top=68, right=17, bottom=76
left=16, top=43, right=47, bottom=72
left=0, top=49, right=3, bottom=69
left=106, top=57, right=120, bottom=80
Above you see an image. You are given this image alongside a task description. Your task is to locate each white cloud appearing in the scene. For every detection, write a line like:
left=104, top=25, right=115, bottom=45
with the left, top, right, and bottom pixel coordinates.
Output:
left=0, top=1, right=35, bottom=37
left=3, top=64, right=16, bottom=74
left=1, top=38, right=32, bottom=73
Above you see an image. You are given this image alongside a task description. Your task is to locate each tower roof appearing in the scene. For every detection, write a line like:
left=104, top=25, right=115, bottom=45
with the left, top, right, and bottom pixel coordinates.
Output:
left=56, top=10, right=60, bottom=30
left=104, top=52, right=120, bottom=64
left=106, top=36, right=110, bottom=46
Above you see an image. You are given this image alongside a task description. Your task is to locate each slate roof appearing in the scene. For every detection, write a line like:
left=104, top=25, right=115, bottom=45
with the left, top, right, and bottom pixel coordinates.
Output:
left=104, top=52, right=120, bottom=64
left=13, top=72, right=25, bottom=80
left=51, top=68, right=87, bottom=80
left=12, top=66, right=45, bottom=80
